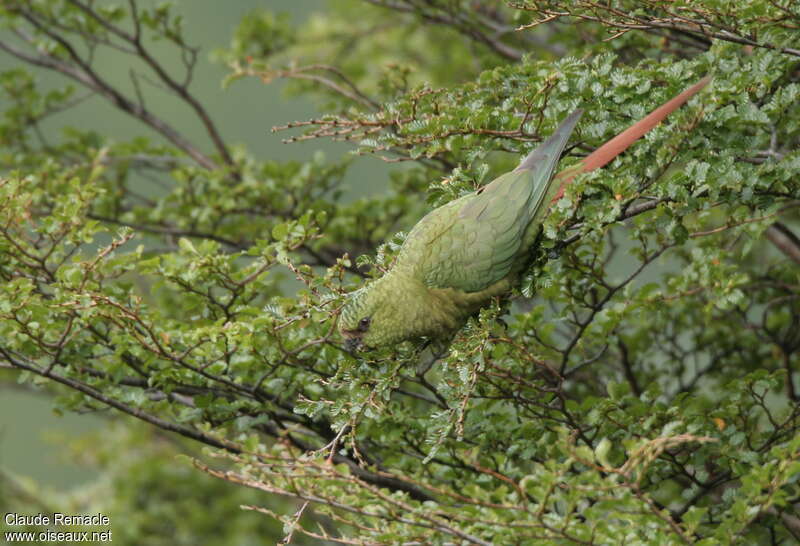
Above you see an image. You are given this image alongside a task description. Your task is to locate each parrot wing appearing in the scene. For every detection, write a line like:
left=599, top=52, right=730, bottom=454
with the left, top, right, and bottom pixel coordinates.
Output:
left=396, top=110, right=583, bottom=293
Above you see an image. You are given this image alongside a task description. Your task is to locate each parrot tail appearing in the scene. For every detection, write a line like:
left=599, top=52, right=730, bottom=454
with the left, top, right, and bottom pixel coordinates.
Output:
left=550, top=75, right=712, bottom=202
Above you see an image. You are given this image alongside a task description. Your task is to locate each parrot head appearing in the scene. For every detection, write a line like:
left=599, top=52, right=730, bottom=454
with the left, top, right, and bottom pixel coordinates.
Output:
left=339, top=280, right=403, bottom=351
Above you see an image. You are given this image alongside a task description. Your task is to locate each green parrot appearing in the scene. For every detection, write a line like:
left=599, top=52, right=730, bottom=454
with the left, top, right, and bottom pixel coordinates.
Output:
left=340, top=77, right=711, bottom=351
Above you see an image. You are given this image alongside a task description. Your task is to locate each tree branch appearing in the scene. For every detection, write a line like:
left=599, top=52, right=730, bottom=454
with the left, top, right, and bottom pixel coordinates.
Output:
left=765, top=222, right=800, bottom=266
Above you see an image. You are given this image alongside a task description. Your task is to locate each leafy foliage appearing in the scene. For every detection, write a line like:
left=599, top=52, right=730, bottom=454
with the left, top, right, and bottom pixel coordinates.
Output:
left=1, top=0, right=799, bottom=544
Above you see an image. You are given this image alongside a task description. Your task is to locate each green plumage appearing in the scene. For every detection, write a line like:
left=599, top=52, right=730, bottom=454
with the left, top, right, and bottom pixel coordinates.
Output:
left=340, top=110, right=583, bottom=349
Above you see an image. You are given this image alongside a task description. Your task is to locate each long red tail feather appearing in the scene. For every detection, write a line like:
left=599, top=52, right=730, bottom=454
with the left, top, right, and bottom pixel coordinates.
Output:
left=551, top=75, right=711, bottom=203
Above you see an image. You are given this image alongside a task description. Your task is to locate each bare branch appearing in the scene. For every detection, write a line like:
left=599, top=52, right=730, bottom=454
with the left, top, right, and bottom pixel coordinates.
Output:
left=765, top=222, right=800, bottom=266
left=512, top=1, right=800, bottom=57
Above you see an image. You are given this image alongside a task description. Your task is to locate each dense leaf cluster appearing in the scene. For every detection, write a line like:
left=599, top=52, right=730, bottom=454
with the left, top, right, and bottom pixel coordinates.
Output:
left=1, top=0, right=799, bottom=544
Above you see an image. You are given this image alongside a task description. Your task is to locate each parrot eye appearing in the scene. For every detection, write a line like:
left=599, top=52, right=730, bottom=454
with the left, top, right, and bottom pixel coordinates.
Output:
left=358, top=317, right=371, bottom=331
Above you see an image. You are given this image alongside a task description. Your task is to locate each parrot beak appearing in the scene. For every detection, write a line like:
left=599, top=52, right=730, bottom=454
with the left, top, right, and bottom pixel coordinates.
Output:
left=344, top=336, right=363, bottom=353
